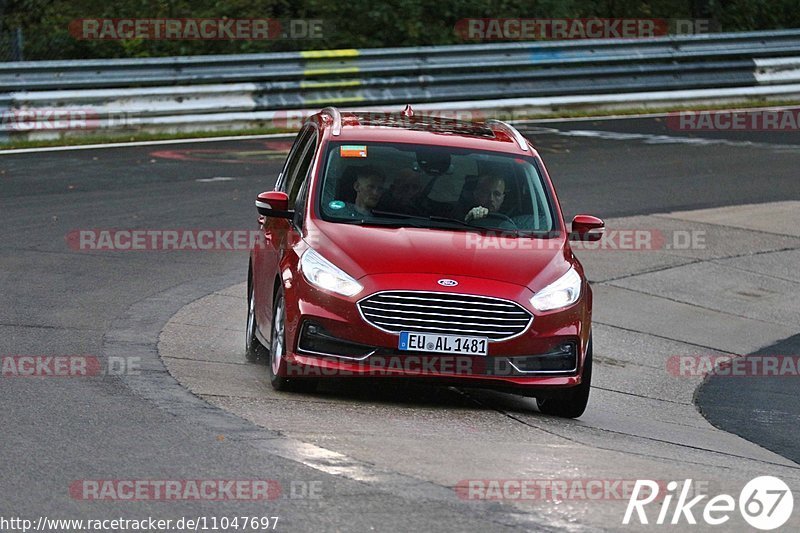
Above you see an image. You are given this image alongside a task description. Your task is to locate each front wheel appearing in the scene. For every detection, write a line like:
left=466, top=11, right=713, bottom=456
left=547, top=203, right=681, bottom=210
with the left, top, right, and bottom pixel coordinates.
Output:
left=245, top=281, right=268, bottom=362
left=536, top=337, right=592, bottom=418
left=268, top=291, right=317, bottom=393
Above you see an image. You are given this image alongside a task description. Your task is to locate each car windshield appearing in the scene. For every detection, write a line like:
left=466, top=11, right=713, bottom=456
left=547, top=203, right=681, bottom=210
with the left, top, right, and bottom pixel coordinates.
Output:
left=317, top=141, right=556, bottom=234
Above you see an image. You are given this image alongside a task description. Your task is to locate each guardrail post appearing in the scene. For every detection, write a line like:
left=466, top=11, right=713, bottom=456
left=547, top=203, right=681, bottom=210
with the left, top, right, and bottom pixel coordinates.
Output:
left=11, top=27, right=23, bottom=61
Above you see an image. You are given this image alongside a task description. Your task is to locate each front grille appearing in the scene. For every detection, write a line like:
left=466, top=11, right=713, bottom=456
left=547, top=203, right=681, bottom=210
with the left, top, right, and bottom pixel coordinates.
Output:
left=358, top=291, right=533, bottom=341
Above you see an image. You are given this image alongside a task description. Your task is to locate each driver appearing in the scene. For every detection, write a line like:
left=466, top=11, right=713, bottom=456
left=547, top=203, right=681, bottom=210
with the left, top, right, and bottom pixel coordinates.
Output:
left=463, top=174, right=506, bottom=222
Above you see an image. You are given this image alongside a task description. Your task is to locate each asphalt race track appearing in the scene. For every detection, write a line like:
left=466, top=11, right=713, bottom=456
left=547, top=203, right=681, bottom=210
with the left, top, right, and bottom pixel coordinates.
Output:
left=2, top=115, right=799, bottom=531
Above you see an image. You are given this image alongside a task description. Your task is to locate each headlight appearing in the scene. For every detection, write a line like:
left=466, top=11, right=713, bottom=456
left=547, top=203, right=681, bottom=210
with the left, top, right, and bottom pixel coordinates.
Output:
left=531, top=267, right=582, bottom=311
left=300, top=248, right=363, bottom=297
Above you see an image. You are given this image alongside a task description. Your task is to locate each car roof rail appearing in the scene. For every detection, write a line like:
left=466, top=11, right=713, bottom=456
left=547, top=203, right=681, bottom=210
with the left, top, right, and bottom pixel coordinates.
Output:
left=485, top=119, right=529, bottom=152
left=321, top=106, right=342, bottom=136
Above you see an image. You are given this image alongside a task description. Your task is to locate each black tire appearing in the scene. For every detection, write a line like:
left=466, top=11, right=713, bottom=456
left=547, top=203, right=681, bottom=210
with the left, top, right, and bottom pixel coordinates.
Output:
left=268, top=290, right=317, bottom=393
left=536, top=337, right=592, bottom=418
left=245, top=275, right=268, bottom=363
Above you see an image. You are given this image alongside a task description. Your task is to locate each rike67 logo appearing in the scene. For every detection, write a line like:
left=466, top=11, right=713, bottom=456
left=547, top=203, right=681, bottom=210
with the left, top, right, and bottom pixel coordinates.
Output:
left=624, top=476, right=794, bottom=530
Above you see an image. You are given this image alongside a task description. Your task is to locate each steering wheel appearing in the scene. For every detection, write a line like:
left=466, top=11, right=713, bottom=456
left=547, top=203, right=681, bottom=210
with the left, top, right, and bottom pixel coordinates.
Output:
left=484, top=212, right=515, bottom=224
left=471, top=211, right=518, bottom=229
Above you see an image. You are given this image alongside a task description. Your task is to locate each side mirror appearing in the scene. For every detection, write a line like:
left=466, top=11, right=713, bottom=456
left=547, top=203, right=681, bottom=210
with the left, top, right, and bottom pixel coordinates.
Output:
left=570, top=215, right=605, bottom=242
left=256, top=191, right=294, bottom=219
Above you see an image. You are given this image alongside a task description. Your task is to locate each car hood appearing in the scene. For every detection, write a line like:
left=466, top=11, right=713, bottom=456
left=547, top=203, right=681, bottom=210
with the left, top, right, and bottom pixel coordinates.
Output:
left=306, top=220, right=572, bottom=291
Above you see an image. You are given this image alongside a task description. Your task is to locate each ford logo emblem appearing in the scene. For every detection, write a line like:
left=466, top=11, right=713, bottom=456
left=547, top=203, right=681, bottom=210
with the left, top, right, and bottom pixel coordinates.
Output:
left=438, top=279, right=458, bottom=287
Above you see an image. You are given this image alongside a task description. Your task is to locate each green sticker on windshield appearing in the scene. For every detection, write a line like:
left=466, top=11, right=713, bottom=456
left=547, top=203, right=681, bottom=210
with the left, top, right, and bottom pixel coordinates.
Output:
left=329, top=200, right=345, bottom=210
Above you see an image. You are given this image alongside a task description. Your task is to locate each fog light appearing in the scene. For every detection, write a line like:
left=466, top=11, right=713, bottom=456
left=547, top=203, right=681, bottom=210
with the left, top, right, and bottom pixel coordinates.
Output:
left=507, top=342, right=577, bottom=374
left=298, top=321, right=376, bottom=360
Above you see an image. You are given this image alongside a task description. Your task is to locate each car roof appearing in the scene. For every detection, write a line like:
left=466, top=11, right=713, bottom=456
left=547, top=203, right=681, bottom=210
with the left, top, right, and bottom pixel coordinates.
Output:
left=310, top=107, right=537, bottom=156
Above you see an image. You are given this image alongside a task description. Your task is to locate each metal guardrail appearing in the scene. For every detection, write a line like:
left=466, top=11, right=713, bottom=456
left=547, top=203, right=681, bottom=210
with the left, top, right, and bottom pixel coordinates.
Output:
left=2, top=30, right=800, bottom=140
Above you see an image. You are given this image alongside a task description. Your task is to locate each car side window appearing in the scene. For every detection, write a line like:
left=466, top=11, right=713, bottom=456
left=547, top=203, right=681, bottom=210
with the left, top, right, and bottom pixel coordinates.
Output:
left=278, top=125, right=314, bottom=193
left=293, top=176, right=311, bottom=229
left=288, top=139, right=316, bottom=205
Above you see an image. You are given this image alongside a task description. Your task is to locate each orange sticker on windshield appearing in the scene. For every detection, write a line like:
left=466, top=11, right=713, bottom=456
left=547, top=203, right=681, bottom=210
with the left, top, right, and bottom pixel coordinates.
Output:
left=340, top=145, right=367, bottom=158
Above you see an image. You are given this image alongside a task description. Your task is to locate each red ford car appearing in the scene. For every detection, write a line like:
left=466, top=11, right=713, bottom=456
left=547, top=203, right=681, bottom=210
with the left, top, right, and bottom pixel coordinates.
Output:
left=247, top=106, right=604, bottom=418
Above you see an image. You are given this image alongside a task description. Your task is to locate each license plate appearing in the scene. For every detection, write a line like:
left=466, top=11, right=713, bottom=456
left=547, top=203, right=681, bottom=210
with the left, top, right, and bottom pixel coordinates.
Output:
left=398, top=331, right=488, bottom=356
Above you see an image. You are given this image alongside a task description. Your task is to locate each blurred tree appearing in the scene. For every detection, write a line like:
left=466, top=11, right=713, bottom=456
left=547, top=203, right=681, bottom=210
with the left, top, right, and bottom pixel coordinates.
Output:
left=0, top=0, right=796, bottom=60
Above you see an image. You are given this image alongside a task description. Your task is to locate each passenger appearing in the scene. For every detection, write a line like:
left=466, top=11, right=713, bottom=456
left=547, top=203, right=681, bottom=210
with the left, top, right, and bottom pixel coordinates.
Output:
left=461, top=174, right=506, bottom=221
left=376, top=169, right=424, bottom=214
left=337, top=166, right=387, bottom=217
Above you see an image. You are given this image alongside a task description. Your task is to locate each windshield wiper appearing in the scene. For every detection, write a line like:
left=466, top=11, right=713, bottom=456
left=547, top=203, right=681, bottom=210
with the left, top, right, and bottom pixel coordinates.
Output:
left=372, top=210, right=474, bottom=227
left=334, top=215, right=425, bottom=228
left=428, top=215, right=483, bottom=229
left=361, top=210, right=524, bottom=235
left=372, top=211, right=485, bottom=231
left=370, top=210, right=431, bottom=221
left=428, top=215, right=523, bottom=236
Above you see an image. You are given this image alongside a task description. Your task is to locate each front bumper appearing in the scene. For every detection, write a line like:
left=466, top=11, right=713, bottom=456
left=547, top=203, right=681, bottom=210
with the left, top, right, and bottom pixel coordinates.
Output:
left=282, top=272, right=592, bottom=390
